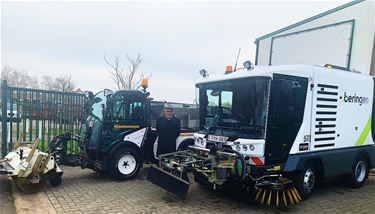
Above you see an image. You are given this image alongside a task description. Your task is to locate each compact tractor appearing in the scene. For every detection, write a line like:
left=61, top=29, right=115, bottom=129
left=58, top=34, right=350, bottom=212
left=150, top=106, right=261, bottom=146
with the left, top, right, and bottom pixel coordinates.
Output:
left=147, top=64, right=375, bottom=206
left=0, top=81, right=196, bottom=192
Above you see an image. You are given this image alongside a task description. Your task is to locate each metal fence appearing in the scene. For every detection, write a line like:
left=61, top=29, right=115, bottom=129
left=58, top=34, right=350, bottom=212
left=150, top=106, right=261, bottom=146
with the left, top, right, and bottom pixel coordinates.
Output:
left=1, top=80, right=86, bottom=157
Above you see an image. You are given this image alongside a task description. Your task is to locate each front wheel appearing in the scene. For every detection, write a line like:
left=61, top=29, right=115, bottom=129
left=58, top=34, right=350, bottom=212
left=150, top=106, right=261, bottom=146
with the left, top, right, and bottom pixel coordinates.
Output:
left=109, top=147, right=141, bottom=180
left=295, top=163, right=316, bottom=200
left=346, top=156, right=368, bottom=188
left=49, top=173, right=62, bottom=187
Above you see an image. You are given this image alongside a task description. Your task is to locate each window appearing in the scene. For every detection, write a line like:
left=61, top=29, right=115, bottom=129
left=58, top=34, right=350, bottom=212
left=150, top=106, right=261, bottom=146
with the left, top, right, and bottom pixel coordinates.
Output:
left=112, top=96, right=145, bottom=122
left=198, top=77, right=270, bottom=139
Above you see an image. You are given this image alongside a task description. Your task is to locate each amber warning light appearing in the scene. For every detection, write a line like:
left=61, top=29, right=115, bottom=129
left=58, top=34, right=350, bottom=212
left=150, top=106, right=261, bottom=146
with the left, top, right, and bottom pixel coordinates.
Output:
left=141, top=79, right=148, bottom=89
left=225, top=65, right=233, bottom=74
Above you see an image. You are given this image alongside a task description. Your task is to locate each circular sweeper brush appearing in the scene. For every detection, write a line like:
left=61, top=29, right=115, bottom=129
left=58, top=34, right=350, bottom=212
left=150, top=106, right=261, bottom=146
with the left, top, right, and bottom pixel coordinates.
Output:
left=254, top=177, right=302, bottom=207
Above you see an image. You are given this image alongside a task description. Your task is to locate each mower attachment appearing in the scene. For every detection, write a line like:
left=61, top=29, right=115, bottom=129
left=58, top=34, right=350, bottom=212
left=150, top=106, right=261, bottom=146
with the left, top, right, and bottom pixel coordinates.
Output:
left=0, top=160, right=14, bottom=174
left=147, top=165, right=190, bottom=199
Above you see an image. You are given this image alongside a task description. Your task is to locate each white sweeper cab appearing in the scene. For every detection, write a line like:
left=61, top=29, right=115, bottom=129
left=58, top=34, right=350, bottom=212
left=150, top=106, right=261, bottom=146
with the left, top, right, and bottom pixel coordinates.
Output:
left=147, top=64, right=375, bottom=206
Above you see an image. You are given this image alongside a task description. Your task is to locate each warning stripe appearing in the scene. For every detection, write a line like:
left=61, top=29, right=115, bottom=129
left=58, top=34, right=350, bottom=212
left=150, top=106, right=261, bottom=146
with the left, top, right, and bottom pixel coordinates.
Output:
left=114, top=125, right=140, bottom=129
left=249, top=157, right=264, bottom=165
left=179, top=133, right=194, bottom=137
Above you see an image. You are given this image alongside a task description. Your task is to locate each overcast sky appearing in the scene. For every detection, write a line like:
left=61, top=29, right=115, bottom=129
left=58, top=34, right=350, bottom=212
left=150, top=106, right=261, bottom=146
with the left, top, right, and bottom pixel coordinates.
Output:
left=1, top=0, right=349, bottom=103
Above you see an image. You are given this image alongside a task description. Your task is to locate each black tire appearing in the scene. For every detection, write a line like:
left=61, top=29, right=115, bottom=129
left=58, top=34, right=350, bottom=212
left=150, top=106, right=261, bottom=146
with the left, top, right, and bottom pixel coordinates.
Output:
left=109, top=147, right=141, bottom=180
left=49, top=173, right=62, bottom=187
left=295, top=163, right=316, bottom=200
left=346, top=156, right=369, bottom=188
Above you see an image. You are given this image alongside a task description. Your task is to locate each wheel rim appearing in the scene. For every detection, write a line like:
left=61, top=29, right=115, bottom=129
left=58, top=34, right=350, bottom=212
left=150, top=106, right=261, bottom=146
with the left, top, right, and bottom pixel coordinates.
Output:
left=303, top=168, right=315, bottom=194
left=355, top=161, right=366, bottom=182
left=117, top=154, right=137, bottom=175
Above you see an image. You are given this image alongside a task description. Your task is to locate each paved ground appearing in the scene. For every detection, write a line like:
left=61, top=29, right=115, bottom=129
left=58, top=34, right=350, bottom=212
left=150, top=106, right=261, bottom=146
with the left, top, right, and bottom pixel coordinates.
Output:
left=0, top=176, right=16, bottom=214
left=18, top=165, right=372, bottom=214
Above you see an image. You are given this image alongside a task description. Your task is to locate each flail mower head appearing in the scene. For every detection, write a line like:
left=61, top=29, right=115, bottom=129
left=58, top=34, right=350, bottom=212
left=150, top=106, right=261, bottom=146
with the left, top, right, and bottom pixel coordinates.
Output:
left=0, top=135, right=63, bottom=193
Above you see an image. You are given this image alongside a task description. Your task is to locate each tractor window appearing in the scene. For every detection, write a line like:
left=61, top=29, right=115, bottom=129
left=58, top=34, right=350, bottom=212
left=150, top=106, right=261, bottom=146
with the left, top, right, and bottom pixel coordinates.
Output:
left=111, top=96, right=146, bottom=122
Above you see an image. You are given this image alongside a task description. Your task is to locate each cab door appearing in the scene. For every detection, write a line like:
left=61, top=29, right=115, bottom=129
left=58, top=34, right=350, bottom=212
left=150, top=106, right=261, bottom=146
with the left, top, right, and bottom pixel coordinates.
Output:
left=266, top=74, right=309, bottom=164
left=100, top=91, right=148, bottom=149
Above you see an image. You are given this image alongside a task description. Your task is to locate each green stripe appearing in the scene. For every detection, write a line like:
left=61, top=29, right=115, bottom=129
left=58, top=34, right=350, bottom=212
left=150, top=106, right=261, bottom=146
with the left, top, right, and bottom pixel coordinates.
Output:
left=356, top=115, right=372, bottom=145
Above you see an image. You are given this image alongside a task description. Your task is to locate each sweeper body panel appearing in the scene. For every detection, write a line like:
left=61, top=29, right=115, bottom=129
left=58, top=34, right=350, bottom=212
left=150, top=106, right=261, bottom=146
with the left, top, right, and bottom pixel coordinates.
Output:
left=147, top=64, right=375, bottom=205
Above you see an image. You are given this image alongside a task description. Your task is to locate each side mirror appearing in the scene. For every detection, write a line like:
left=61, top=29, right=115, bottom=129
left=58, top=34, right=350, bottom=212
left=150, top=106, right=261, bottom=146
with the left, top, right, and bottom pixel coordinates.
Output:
left=210, top=89, right=221, bottom=96
left=104, top=89, right=113, bottom=97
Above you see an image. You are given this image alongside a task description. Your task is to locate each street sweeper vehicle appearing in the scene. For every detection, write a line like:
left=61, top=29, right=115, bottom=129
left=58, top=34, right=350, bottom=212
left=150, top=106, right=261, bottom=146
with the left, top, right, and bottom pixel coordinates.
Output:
left=147, top=64, right=375, bottom=206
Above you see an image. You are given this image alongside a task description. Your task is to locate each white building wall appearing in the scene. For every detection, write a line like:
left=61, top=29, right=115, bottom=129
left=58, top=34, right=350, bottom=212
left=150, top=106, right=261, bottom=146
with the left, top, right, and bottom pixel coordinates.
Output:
left=256, top=0, right=374, bottom=74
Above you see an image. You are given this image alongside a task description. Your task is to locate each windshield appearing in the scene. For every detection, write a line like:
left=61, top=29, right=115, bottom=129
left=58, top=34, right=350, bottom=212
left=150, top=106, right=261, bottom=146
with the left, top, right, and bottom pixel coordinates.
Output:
left=111, top=93, right=146, bottom=123
left=91, top=92, right=107, bottom=121
left=198, top=77, right=271, bottom=140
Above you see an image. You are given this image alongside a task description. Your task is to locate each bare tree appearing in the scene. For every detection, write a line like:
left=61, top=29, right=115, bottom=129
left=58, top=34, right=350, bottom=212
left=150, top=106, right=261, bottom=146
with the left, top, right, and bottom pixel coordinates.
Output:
left=40, top=76, right=54, bottom=90
left=1, top=65, right=39, bottom=88
left=104, top=54, right=150, bottom=90
left=54, top=75, right=75, bottom=92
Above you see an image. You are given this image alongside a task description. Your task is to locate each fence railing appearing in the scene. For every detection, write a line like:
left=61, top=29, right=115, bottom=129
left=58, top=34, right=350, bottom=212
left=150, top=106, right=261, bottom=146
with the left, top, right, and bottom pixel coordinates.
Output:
left=1, top=80, right=86, bottom=157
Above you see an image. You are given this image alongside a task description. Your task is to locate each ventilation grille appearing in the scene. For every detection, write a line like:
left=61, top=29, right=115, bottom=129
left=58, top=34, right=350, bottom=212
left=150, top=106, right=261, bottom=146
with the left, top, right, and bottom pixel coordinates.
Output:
left=314, top=84, right=338, bottom=148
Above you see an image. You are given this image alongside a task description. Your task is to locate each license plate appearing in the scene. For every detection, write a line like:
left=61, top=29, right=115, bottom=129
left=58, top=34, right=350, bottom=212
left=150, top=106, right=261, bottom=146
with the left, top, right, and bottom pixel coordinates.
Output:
left=207, top=135, right=228, bottom=143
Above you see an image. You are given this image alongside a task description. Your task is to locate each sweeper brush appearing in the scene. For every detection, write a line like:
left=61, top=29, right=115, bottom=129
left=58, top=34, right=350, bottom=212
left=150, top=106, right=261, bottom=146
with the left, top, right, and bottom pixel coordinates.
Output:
left=253, top=177, right=302, bottom=207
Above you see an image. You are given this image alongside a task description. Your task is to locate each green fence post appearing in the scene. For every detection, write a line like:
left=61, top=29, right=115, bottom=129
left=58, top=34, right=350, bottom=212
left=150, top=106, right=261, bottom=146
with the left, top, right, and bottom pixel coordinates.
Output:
left=2, top=80, right=8, bottom=157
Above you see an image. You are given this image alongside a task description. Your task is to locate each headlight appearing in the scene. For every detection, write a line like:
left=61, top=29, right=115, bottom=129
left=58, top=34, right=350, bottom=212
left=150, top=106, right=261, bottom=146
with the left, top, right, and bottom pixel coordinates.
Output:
left=249, top=144, right=255, bottom=151
left=242, top=145, right=248, bottom=151
left=195, top=137, right=200, bottom=144
left=195, top=137, right=204, bottom=146
left=236, top=145, right=241, bottom=151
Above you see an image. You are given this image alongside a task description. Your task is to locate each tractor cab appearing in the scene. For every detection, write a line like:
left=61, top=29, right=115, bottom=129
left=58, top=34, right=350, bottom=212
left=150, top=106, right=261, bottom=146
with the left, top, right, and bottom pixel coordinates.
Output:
left=79, top=89, right=150, bottom=174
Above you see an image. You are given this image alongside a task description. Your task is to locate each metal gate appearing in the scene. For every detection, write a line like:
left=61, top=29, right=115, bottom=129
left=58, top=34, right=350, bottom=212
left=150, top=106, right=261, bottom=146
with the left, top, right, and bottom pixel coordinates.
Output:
left=1, top=80, right=86, bottom=157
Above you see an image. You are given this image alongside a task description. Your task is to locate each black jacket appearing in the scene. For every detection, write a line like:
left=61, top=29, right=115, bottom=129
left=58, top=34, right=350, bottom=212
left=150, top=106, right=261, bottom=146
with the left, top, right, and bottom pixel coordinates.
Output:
left=156, top=116, right=181, bottom=156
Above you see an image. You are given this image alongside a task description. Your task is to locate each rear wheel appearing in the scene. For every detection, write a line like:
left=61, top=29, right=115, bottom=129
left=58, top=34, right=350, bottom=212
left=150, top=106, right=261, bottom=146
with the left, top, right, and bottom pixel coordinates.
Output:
left=295, top=163, right=316, bottom=200
left=109, top=147, right=141, bottom=180
left=346, top=156, right=368, bottom=188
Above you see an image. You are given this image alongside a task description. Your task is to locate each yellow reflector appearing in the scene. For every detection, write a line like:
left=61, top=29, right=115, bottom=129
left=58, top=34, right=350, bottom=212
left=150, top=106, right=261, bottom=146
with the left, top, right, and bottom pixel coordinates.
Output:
left=113, top=125, right=140, bottom=129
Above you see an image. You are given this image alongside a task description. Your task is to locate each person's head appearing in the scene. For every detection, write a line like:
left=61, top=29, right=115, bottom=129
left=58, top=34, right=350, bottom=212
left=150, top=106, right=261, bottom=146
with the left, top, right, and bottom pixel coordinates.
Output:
left=164, top=103, right=174, bottom=120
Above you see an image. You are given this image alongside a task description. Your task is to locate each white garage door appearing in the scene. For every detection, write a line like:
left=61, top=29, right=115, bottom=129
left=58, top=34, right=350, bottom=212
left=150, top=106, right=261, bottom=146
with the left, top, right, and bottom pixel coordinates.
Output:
left=270, top=20, right=354, bottom=68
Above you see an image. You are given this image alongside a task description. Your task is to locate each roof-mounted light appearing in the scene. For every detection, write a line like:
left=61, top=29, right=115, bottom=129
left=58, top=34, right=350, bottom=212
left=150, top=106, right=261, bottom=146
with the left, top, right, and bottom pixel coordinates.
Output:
left=225, top=65, right=233, bottom=74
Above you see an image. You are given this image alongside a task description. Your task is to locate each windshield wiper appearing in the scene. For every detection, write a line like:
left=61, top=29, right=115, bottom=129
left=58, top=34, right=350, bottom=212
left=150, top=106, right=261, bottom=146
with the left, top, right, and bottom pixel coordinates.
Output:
left=205, top=107, right=224, bottom=136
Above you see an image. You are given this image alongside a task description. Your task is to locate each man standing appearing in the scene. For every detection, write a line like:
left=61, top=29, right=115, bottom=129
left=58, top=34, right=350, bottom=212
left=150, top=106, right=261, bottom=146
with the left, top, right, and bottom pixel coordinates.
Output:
left=156, top=103, right=181, bottom=157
